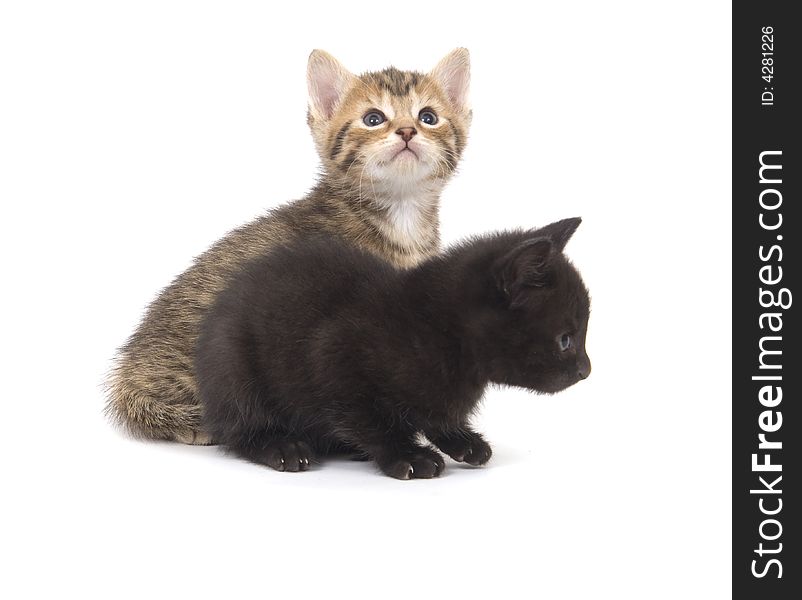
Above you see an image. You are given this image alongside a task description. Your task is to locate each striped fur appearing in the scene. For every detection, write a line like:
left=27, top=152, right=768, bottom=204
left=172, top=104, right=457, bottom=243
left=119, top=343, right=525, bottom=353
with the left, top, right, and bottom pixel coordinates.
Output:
left=105, top=49, right=472, bottom=443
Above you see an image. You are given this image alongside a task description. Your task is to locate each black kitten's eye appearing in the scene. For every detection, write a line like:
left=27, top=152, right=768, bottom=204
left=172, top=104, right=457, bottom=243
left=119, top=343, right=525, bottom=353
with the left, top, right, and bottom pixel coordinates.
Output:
left=558, top=334, right=572, bottom=352
left=362, top=111, right=386, bottom=127
left=419, top=109, right=438, bottom=125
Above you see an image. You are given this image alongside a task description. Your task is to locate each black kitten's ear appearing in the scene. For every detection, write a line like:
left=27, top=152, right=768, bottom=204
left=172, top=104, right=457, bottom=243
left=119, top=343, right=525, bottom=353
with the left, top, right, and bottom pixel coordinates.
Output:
left=494, top=237, right=553, bottom=308
left=536, top=217, right=582, bottom=251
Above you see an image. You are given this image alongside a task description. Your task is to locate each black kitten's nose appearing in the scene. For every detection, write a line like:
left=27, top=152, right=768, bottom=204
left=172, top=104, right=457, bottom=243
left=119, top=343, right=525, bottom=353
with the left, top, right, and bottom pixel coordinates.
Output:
left=396, top=127, right=417, bottom=142
left=577, top=357, right=591, bottom=380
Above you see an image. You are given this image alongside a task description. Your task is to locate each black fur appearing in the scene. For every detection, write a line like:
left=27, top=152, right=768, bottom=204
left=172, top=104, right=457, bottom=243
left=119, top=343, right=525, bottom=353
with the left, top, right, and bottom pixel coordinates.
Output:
left=195, top=218, right=591, bottom=479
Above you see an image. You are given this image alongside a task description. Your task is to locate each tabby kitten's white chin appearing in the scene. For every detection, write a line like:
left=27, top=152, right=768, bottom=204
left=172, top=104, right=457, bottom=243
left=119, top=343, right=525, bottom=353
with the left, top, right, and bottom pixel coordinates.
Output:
left=367, top=139, right=441, bottom=183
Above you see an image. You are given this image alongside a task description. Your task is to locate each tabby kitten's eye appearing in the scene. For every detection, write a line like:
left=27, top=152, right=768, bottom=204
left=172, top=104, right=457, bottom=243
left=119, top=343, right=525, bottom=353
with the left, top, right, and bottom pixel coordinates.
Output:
left=558, top=334, right=572, bottom=352
left=363, top=111, right=386, bottom=127
left=419, top=109, right=438, bottom=125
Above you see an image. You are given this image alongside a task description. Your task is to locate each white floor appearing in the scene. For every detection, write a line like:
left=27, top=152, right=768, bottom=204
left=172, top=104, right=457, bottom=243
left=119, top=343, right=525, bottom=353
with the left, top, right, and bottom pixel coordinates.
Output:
left=4, top=357, right=730, bottom=599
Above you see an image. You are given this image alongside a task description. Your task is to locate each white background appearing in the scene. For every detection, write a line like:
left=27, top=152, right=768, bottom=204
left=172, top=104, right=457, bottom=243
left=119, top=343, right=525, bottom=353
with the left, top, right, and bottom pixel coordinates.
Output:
left=0, top=1, right=731, bottom=598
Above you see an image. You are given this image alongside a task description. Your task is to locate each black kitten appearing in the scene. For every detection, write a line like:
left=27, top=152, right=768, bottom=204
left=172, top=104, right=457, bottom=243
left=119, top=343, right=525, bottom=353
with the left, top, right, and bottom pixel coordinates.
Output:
left=196, top=218, right=591, bottom=479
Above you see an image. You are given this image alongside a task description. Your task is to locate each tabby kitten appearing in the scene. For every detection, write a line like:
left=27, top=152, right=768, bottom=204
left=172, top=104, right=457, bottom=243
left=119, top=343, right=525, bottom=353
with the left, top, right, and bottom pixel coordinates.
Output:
left=196, top=218, right=591, bottom=479
left=106, top=49, right=471, bottom=444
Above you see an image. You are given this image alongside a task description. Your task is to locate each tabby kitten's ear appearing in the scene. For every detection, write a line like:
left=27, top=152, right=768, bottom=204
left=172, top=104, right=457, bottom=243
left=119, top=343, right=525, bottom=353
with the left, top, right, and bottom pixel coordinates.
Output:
left=429, top=48, right=471, bottom=114
left=494, top=238, right=554, bottom=309
left=307, top=50, right=356, bottom=121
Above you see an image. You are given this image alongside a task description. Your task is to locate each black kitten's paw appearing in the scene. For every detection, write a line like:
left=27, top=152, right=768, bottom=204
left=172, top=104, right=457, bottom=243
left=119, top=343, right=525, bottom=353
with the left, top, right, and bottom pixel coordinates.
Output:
left=379, top=448, right=445, bottom=480
left=462, top=438, right=492, bottom=466
left=434, top=432, right=492, bottom=466
left=258, top=440, right=314, bottom=472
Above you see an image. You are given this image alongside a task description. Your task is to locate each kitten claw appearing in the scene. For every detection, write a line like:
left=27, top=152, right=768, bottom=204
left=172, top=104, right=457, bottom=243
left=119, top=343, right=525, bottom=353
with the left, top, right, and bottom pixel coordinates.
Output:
left=382, top=450, right=444, bottom=480
left=434, top=432, right=492, bottom=466
left=237, top=439, right=314, bottom=472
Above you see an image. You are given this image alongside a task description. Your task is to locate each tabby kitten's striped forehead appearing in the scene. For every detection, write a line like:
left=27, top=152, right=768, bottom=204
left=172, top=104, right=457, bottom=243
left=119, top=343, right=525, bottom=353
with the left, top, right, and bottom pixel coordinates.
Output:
left=307, top=49, right=471, bottom=189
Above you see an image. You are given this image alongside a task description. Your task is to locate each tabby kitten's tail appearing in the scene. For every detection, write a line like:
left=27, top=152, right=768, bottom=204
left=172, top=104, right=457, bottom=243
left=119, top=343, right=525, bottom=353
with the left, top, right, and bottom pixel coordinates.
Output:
left=104, top=369, right=210, bottom=444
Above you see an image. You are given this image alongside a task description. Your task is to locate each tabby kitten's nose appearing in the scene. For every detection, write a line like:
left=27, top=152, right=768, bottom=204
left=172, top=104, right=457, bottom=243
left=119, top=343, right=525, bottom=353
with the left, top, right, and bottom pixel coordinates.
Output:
left=396, top=127, right=417, bottom=142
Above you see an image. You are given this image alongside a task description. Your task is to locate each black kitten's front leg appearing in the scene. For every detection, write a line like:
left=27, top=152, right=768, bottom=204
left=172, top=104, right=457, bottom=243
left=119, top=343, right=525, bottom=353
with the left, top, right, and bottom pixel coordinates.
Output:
left=428, top=427, right=492, bottom=466
left=375, top=444, right=445, bottom=480
left=373, top=444, right=445, bottom=480
left=357, top=429, right=445, bottom=480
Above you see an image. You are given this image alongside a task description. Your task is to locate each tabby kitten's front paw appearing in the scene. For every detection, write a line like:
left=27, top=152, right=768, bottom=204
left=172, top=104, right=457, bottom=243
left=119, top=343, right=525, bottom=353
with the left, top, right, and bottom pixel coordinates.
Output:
left=433, top=432, right=492, bottom=466
left=378, top=448, right=445, bottom=480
